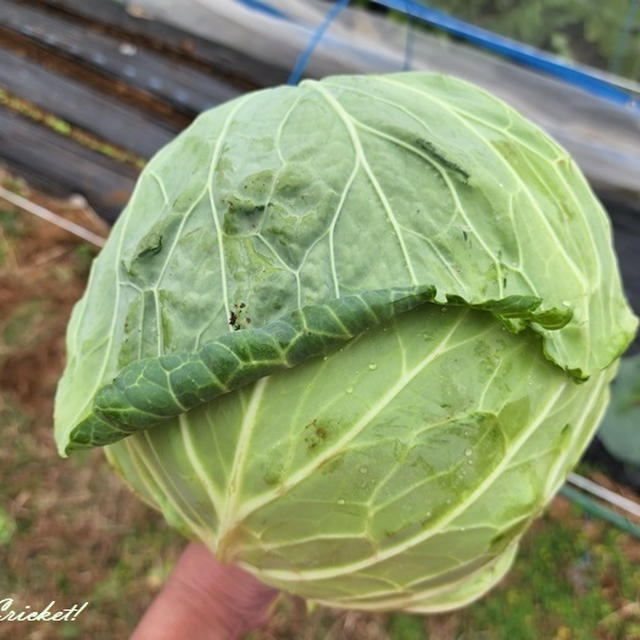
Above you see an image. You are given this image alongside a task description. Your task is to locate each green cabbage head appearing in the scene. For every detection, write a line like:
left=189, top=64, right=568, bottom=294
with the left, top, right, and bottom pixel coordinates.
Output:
left=54, top=73, right=637, bottom=612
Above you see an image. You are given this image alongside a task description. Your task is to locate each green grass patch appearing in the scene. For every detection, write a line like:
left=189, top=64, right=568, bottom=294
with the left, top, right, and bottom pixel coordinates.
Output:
left=0, top=207, right=21, bottom=236
left=0, top=505, right=17, bottom=546
left=1, top=300, right=47, bottom=350
left=387, top=613, right=426, bottom=639
left=460, top=508, right=640, bottom=640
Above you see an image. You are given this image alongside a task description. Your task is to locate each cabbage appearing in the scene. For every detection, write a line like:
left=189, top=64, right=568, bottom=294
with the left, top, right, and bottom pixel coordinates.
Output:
left=54, top=72, right=636, bottom=612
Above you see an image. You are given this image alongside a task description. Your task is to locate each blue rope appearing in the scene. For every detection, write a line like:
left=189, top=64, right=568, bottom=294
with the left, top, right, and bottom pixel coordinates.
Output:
left=233, top=0, right=289, bottom=20
left=287, top=0, right=351, bottom=85
left=370, top=0, right=639, bottom=110
left=612, top=0, right=639, bottom=74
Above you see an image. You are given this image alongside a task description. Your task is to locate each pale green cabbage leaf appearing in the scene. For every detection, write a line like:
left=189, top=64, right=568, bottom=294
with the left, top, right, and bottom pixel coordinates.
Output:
left=54, top=73, right=636, bottom=612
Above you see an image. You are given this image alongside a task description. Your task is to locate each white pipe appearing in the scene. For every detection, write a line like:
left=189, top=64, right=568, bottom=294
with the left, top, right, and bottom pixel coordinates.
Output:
left=0, top=185, right=106, bottom=248
left=566, top=472, right=640, bottom=519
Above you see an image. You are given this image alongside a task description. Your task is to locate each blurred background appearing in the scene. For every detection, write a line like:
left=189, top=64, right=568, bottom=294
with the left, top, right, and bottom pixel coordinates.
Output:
left=0, top=1, right=639, bottom=638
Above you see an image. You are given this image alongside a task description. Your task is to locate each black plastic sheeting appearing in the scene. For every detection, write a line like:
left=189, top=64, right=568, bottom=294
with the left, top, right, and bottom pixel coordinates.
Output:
left=610, top=205, right=640, bottom=356
left=589, top=201, right=639, bottom=488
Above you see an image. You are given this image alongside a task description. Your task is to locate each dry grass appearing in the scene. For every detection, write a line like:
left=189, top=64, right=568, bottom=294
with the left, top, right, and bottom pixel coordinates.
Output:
left=0, top=171, right=182, bottom=640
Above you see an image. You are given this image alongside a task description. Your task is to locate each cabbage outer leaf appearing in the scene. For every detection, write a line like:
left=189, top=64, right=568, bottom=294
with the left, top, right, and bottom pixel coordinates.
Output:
left=55, top=72, right=636, bottom=454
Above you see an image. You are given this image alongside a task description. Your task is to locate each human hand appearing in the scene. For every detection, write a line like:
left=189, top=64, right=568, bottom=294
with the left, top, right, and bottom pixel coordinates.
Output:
left=131, top=542, right=277, bottom=639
